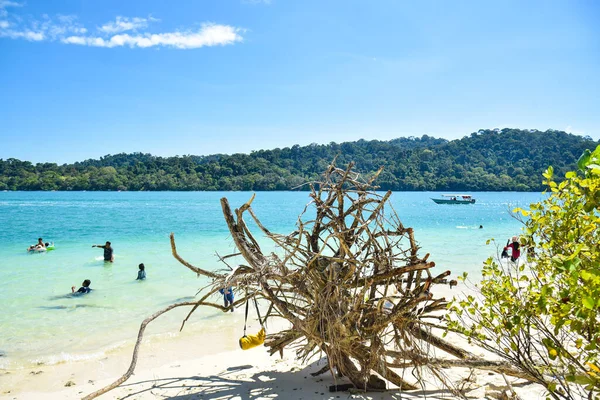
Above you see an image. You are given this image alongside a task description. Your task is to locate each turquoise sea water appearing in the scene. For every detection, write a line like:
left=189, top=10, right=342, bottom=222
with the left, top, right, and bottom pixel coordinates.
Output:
left=0, top=191, right=542, bottom=369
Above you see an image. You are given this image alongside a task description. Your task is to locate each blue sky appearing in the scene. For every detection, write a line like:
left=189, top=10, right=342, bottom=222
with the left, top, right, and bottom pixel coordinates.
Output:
left=0, top=0, right=598, bottom=164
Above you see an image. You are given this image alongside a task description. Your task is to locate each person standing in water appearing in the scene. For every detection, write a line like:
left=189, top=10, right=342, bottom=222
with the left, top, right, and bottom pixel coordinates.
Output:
left=503, top=236, right=521, bottom=262
left=219, top=287, right=234, bottom=312
left=92, top=241, right=114, bottom=262
left=136, top=263, right=146, bottom=280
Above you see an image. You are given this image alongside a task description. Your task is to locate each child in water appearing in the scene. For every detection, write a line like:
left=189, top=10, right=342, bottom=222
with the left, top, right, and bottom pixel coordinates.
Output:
left=72, top=279, right=92, bottom=294
left=136, top=263, right=146, bottom=280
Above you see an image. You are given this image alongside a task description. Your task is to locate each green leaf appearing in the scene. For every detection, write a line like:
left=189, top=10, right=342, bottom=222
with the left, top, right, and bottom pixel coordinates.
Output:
left=586, top=164, right=600, bottom=175
left=565, top=171, right=577, bottom=179
left=578, top=149, right=592, bottom=171
left=580, top=270, right=594, bottom=282
left=583, top=297, right=595, bottom=310
left=570, top=374, right=594, bottom=385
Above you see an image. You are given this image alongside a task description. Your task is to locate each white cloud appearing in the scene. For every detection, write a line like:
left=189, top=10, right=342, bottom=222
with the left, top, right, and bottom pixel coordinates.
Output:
left=99, top=16, right=158, bottom=34
left=24, top=30, right=44, bottom=40
left=0, top=12, right=86, bottom=41
left=0, top=5, right=243, bottom=50
left=0, top=1, right=22, bottom=6
left=0, top=0, right=22, bottom=17
left=0, top=2, right=88, bottom=41
left=61, top=35, right=86, bottom=45
left=1, top=29, right=44, bottom=40
left=62, top=23, right=243, bottom=49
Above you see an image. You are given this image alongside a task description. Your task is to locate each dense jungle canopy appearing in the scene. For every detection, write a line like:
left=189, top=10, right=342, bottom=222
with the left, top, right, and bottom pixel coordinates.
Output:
left=1, top=128, right=597, bottom=191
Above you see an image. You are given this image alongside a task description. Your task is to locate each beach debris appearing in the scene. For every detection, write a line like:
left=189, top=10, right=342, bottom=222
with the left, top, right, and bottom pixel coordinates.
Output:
left=485, top=385, right=520, bottom=400
left=83, top=162, right=531, bottom=400
left=65, top=380, right=75, bottom=387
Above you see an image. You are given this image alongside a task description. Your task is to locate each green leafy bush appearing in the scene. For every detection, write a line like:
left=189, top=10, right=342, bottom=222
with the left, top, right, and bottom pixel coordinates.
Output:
left=448, top=145, right=600, bottom=399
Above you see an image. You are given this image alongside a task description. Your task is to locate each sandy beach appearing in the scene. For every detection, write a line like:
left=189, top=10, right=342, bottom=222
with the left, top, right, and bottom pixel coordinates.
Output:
left=0, top=333, right=547, bottom=400
left=0, top=284, right=548, bottom=400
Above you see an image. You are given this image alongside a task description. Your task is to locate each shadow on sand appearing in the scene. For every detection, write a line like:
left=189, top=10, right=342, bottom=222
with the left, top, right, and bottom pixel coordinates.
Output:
left=112, top=358, right=462, bottom=400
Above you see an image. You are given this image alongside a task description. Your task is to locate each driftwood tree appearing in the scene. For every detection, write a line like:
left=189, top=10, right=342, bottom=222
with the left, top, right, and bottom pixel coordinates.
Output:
left=84, top=162, right=529, bottom=400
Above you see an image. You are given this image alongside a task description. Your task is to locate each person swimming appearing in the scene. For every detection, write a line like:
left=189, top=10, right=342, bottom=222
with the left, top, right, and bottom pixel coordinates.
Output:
left=72, top=279, right=92, bottom=294
left=27, top=238, right=45, bottom=251
left=136, top=263, right=146, bottom=280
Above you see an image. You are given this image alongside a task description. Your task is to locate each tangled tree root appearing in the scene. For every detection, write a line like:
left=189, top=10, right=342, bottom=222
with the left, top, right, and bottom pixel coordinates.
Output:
left=84, top=162, right=531, bottom=400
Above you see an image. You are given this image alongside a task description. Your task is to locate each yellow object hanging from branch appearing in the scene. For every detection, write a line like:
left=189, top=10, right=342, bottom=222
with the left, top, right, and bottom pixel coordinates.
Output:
left=239, top=327, right=266, bottom=350
left=239, top=297, right=265, bottom=350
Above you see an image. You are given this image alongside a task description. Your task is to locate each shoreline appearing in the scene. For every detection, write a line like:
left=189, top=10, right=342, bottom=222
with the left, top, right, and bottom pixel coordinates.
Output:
left=1, top=311, right=264, bottom=399
left=1, top=340, right=548, bottom=400
left=1, top=333, right=547, bottom=400
left=0, top=285, right=548, bottom=400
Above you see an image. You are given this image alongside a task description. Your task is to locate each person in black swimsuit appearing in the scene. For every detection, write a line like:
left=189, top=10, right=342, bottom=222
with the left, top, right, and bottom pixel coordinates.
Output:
left=136, top=263, right=146, bottom=280
left=72, top=279, right=92, bottom=294
left=92, top=241, right=114, bottom=262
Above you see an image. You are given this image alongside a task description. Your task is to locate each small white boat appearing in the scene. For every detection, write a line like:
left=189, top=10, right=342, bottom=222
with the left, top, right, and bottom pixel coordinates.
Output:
left=431, top=194, right=476, bottom=205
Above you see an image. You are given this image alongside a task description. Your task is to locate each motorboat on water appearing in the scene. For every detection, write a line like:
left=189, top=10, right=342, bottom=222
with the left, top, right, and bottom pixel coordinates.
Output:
left=431, top=194, right=476, bottom=204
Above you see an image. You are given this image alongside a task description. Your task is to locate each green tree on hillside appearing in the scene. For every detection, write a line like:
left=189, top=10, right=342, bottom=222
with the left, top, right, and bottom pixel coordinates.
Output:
left=0, top=129, right=597, bottom=191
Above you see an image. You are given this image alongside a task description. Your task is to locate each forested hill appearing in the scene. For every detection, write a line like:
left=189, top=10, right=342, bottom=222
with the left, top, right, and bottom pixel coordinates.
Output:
left=1, top=128, right=597, bottom=191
